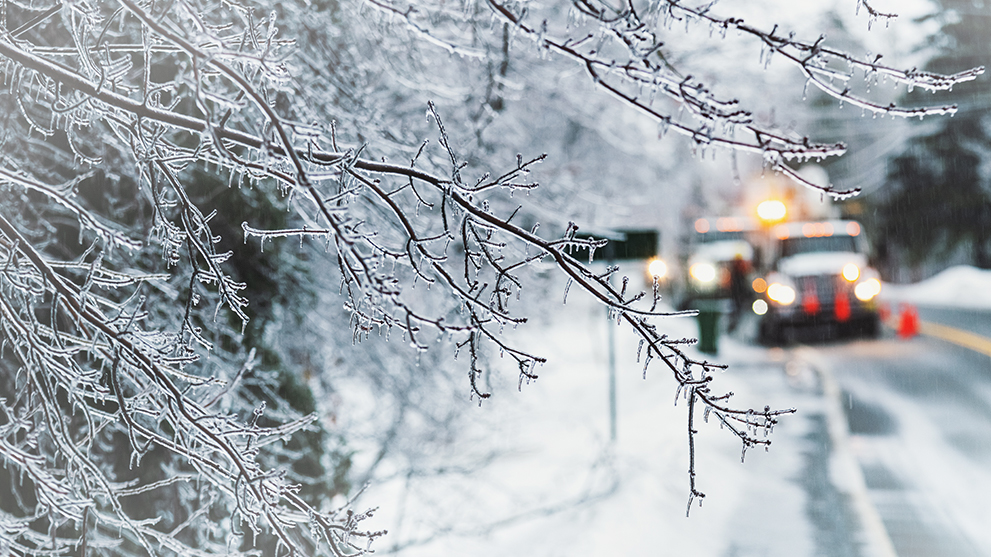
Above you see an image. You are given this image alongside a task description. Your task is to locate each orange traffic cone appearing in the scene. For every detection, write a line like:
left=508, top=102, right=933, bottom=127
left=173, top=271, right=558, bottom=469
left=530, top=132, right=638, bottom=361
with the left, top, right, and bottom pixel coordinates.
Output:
left=898, top=303, right=919, bottom=339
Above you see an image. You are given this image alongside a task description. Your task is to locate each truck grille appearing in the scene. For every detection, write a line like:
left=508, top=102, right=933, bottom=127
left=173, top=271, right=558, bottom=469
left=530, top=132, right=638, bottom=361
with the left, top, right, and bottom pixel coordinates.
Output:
left=798, top=274, right=842, bottom=305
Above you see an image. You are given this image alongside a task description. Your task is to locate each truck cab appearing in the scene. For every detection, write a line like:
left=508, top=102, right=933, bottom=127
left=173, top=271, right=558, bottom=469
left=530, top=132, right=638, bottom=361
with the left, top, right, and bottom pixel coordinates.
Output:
left=756, top=220, right=881, bottom=344
left=677, top=216, right=760, bottom=309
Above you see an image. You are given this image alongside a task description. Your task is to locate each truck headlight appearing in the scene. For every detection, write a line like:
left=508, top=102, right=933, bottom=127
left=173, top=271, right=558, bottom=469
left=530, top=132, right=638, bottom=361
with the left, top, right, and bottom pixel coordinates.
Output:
left=842, top=263, right=860, bottom=282
left=689, top=262, right=716, bottom=284
left=765, top=273, right=796, bottom=305
left=854, top=278, right=881, bottom=301
left=767, top=282, right=796, bottom=305
left=647, top=257, right=668, bottom=279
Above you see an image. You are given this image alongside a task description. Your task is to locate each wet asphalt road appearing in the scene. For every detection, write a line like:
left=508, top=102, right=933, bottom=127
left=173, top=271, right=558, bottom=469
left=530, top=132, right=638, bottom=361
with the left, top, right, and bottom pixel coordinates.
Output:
left=916, top=305, right=991, bottom=339
left=801, top=307, right=991, bottom=557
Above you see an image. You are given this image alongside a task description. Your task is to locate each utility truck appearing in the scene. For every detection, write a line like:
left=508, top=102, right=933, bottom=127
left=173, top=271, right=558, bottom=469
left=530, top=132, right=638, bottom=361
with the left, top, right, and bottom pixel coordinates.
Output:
left=755, top=220, right=881, bottom=345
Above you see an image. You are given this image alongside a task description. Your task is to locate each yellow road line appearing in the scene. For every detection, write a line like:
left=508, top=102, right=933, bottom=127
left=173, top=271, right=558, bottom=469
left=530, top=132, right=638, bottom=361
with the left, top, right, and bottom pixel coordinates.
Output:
left=919, top=320, right=991, bottom=358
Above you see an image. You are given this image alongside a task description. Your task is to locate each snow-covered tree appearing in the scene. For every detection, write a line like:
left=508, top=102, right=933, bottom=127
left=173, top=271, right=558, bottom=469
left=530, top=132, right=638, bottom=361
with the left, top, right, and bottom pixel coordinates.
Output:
left=0, top=0, right=978, bottom=554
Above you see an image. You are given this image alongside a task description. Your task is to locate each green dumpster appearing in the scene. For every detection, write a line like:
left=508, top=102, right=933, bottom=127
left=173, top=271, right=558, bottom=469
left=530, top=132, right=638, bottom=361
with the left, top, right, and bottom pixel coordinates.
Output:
left=695, top=300, right=721, bottom=355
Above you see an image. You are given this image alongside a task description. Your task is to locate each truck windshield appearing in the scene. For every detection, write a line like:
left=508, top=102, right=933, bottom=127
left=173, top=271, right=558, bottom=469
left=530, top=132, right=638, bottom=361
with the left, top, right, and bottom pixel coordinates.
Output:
left=780, top=235, right=858, bottom=258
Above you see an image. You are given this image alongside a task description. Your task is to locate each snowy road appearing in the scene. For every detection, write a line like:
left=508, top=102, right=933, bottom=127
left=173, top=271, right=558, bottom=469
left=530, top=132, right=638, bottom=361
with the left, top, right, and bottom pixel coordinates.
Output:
left=800, top=306, right=991, bottom=557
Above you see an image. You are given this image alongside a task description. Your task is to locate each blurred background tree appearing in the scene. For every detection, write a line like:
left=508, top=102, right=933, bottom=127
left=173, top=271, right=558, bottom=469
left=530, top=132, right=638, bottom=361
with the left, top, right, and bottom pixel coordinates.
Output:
left=867, top=0, right=991, bottom=278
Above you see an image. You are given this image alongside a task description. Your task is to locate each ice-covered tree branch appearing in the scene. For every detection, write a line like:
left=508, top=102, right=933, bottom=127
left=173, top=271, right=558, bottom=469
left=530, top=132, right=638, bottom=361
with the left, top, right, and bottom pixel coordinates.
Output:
left=372, top=0, right=981, bottom=196
left=0, top=0, right=978, bottom=552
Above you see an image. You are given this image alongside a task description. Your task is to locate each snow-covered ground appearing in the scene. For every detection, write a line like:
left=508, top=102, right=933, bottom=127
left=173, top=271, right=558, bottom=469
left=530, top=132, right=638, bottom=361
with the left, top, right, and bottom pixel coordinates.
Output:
left=881, top=265, right=991, bottom=309
left=354, top=270, right=826, bottom=556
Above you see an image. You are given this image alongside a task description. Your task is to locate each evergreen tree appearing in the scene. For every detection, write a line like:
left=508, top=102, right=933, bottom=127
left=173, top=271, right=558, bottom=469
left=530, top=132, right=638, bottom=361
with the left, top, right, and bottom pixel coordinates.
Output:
left=870, top=0, right=991, bottom=271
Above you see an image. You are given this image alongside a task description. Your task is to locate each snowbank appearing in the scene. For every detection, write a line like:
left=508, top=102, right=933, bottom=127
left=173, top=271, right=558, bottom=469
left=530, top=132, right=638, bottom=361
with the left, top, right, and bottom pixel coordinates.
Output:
left=881, top=265, right=991, bottom=309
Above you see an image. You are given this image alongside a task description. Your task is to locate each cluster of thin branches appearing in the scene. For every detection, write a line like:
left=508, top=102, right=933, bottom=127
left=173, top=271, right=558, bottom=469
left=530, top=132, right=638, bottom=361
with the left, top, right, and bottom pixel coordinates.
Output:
left=373, top=0, right=984, bottom=197
left=0, top=0, right=390, bottom=553
left=0, top=0, right=979, bottom=553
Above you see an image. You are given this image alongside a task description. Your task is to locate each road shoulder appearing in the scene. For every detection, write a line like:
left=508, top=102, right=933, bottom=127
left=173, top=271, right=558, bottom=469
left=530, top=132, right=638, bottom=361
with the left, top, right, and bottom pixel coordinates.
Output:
left=794, top=346, right=898, bottom=557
